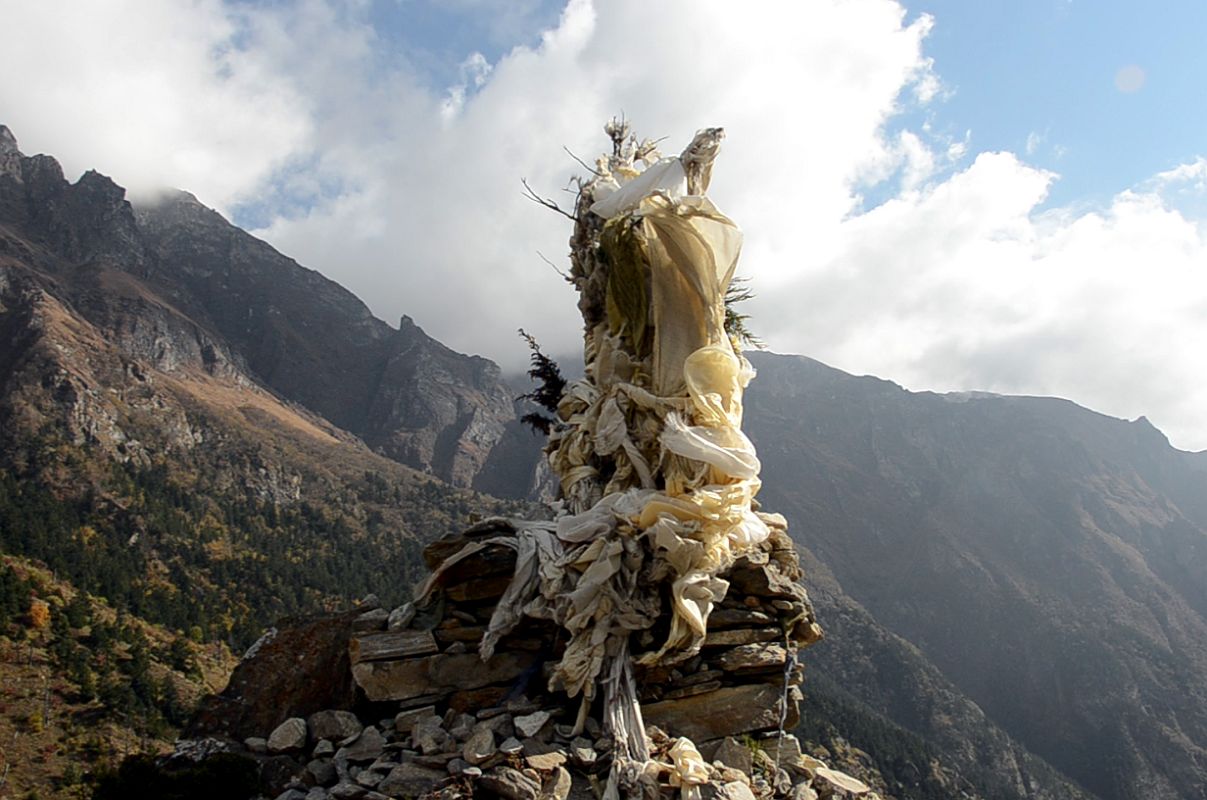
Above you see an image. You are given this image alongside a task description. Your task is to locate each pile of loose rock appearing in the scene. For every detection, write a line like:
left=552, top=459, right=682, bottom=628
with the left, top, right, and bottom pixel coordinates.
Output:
left=176, top=515, right=878, bottom=799
left=252, top=705, right=873, bottom=800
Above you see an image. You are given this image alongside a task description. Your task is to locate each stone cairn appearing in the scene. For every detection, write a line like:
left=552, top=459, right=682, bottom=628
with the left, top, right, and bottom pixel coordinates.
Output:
left=177, top=123, right=879, bottom=800
left=216, top=514, right=863, bottom=800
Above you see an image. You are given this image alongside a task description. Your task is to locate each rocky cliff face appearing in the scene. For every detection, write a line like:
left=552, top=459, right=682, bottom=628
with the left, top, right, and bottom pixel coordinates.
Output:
left=130, top=189, right=516, bottom=488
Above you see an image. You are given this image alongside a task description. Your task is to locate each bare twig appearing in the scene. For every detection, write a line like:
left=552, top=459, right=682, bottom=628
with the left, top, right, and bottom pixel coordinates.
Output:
left=521, top=178, right=577, bottom=221
left=537, top=250, right=570, bottom=281
left=563, top=146, right=603, bottom=177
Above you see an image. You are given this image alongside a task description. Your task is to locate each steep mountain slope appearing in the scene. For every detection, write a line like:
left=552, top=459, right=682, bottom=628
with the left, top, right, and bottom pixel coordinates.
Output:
left=133, top=192, right=517, bottom=488
left=745, top=352, right=1207, bottom=800
left=0, top=125, right=526, bottom=648
left=0, top=555, right=237, bottom=798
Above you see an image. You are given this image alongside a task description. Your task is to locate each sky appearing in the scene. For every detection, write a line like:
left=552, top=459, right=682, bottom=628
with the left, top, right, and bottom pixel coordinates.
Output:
left=2, top=0, right=1206, bottom=451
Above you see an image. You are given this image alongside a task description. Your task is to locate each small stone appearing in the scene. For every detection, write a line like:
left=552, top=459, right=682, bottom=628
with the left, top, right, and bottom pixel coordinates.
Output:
left=715, top=782, right=757, bottom=800
left=499, top=737, right=524, bottom=755
left=525, top=751, right=567, bottom=771
left=353, top=608, right=389, bottom=632
left=543, top=766, right=572, bottom=800
left=369, top=756, right=400, bottom=772
left=568, top=739, right=596, bottom=768
left=342, top=727, right=386, bottom=763
left=449, top=712, right=477, bottom=741
left=788, top=785, right=819, bottom=800
left=446, top=641, right=469, bottom=654
left=584, top=717, right=602, bottom=739
left=308, top=758, right=338, bottom=786
left=388, top=602, right=416, bottom=630
left=464, top=727, right=496, bottom=765
left=814, top=767, right=871, bottom=795
left=395, top=705, right=437, bottom=735
left=309, top=710, right=364, bottom=742
left=514, top=711, right=551, bottom=738
left=244, top=736, right=268, bottom=754
left=268, top=718, right=309, bottom=753
left=714, top=738, right=753, bottom=775
left=447, top=757, right=471, bottom=775
left=521, top=738, right=559, bottom=757
left=413, top=716, right=453, bottom=755
left=355, top=770, right=383, bottom=788
left=329, top=781, right=366, bottom=800
left=274, top=791, right=306, bottom=800
left=359, top=594, right=381, bottom=609
left=479, top=766, right=540, bottom=800
left=378, top=763, right=446, bottom=797
left=305, top=788, right=330, bottom=800
left=799, top=755, right=827, bottom=770
left=505, top=697, right=541, bottom=714
left=718, top=768, right=749, bottom=785
left=473, top=714, right=515, bottom=741
left=769, top=734, right=804, bottom=767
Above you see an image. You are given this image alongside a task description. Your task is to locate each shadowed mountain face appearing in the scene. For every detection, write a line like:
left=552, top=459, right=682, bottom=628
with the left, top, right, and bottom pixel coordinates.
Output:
left=744, top=352, right=1207, bottom=800
left=132, top=194, right=516, bottom=488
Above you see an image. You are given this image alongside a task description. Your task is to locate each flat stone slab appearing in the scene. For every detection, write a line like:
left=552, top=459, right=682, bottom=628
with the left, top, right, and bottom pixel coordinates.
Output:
left=642, top=684, right=786, bottom=742
left=349, top=630, right=439, bottom=664
left=716, top=643, right=788, bottom=673
left=352, top=651, right=537, bottom=702
left=703, top=627, right=782, bottom=648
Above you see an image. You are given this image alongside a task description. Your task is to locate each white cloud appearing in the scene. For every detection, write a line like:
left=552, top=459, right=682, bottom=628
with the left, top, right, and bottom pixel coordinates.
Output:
left=246, top=0, right=942, bottom=371
left=0, top=0, right=313, bottom=210
left=766, top=152, right=1207, bottom=450
left=3, top=0, right=1207, bottom=450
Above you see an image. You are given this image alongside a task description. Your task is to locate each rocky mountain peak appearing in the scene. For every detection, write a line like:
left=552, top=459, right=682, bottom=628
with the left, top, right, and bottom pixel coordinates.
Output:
left=74, top=168, right=128, bottom=206
left=0, top=124, right=16, bottom=150
left=0, top=124, right=22, bottom=179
